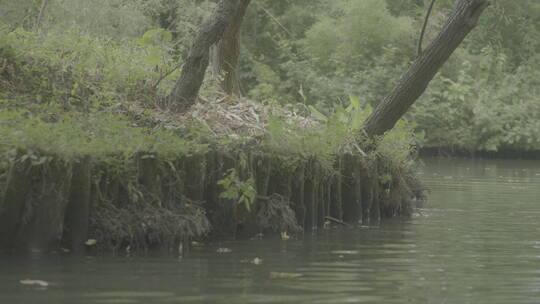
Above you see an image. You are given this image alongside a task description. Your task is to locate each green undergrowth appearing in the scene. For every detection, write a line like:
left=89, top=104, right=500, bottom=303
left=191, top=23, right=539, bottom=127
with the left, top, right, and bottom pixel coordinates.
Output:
left=0, top=28, right=418, bottom=168
left=0, top=27, right=177, bottom=112
left=0, top=28, right=421, bottom=253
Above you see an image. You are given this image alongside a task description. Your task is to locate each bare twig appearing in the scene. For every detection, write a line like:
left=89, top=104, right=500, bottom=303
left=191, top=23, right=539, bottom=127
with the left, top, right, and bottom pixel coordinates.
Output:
left=253, top=2, right=293, bottom=37
left=417, top=0, right=437, bottom=56
left=151, top=64, right=183, bottom=90
left=35, top=0, right=49, bottom=30
left=324, top=216, right=351, bottom=227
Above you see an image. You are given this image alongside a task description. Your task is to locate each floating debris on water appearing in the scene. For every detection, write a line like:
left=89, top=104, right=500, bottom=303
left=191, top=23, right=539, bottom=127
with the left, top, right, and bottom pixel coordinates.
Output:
left=20, top=279, right=49, bottom=287
left=216, top=248, right=232, bottom=254
left=85, top=239, right=97, bottom=246
left=331, top=250, right=359, bottom=255
left=250, top=233, right=264, bottom=240
left=269, top=272, right=303, bottom=279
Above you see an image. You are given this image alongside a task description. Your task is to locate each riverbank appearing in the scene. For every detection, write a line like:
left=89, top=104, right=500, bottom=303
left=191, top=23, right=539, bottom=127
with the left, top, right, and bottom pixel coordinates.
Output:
left=0, top=29, right=424, bottom=254
left=0, top=142, right=422, bottom=255
left=0, top=96, right=425, bottom=254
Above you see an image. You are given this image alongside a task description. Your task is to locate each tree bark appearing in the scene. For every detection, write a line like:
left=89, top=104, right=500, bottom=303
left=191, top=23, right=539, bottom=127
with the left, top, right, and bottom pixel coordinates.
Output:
left=363, top=0, right=489, bottom=138
left=168, top=0, right=240, bottom=112
left=212, top=0, right=251, bottom=96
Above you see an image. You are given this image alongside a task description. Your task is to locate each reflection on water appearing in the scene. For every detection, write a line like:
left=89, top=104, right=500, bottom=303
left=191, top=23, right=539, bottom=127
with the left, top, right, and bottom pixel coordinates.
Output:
left=2, top=157, right=540, bottom=304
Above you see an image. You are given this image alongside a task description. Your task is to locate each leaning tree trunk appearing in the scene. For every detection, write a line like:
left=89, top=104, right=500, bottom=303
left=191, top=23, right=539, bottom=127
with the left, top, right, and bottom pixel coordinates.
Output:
left=212, top=0, right=251, bottom=96
left=363, top=0, right=489, bottom=138
left=168, top=0, right=240, bottom=112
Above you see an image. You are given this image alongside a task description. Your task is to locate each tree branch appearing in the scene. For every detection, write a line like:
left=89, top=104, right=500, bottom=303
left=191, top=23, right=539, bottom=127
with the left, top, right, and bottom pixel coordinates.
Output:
left=417, top=0, right=437, bottom=56
left=35, top=0, right=49, bottom=30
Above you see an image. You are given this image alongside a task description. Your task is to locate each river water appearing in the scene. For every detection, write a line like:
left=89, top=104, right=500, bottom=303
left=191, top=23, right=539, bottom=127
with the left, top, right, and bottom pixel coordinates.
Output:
left=2, top=157, right=540, bottom=304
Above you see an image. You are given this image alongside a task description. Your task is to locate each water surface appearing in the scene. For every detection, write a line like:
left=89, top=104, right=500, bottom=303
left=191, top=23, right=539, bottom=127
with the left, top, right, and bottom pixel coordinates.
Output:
left=2, top=157, right=540, bottom=303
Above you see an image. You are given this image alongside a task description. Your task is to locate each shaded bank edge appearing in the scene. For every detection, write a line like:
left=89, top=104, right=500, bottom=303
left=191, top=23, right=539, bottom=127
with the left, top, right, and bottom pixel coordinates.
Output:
left=0, top=147, right=424, bottom=255
left=420, top=147, right=540, bottom=160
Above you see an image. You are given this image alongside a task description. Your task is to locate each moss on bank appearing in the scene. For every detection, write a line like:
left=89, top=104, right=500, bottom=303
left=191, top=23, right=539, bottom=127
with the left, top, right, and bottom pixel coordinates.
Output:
left=0, top=29, right=424, bottom=254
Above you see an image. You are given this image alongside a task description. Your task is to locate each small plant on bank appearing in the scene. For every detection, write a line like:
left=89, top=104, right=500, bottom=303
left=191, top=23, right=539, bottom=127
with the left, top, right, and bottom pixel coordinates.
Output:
left=217, top=169, right=257, bottom=212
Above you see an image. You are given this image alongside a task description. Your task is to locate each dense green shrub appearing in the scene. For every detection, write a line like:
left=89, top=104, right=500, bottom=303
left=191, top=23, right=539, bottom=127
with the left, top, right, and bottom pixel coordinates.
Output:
left=409, top=49, right=540, bottom=152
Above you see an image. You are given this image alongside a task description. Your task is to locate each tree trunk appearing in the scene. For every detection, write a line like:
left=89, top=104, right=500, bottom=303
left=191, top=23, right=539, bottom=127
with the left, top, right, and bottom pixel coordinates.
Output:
left=212, top=0, right=251, bottom=96
left=363, top=0, right=489, bottom=138
left=168, top=0, right=240, bottom=112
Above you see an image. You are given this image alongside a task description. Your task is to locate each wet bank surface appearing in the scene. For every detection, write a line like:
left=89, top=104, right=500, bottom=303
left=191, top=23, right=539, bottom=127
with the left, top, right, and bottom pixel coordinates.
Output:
left=2, top=157, right=540, bottom=304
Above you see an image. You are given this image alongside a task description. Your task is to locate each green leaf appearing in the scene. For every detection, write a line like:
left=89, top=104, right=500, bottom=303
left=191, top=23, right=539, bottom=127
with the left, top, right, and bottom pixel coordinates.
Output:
left=348, top=95, right=360, bottom=112
left=309, top=105, right=327, bottom=122
left=350, top=112, right=363, bottom=131
left=139, top=29, right=173, bottom=46
left=145, top=53, right=160, bottom=66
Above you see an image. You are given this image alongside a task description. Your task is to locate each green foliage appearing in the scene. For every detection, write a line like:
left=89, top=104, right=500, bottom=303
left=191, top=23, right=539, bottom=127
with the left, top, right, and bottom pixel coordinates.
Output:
left=0, top=27, right=198, bottom=164
left=332, top=96, right=371, bottom=132
left=468, top=0, right=540, bottom=68
left=0, top=109, right=195, bottom=162
left=377, top=120, right=419, bottom=166
left=218, top=169, right=257, bottom=212
left=4, top=0, right=539, bottom=158
left=265, top=115, right=344, bottom=168
left=409, top=49, right=540, bottom=152
left=0, top=0, right=43, bottom=29
left=0, top=28, right=178, bottom=110
left=240, top=0, right=540, bottom=153
left=263, top=95, right=417, bottom=170
left=302, top=0, right=414, bottom=70
left=49, top=0, right=151, bottom=38
left=247, top=61, right=284, bottom=103
left=0, top=0, right=152, bottom=38
left=240, top=0, right=416, bottom=108
left=138, top=28, right=173, bottom=46
left=133, top=0, right=215, bottom=55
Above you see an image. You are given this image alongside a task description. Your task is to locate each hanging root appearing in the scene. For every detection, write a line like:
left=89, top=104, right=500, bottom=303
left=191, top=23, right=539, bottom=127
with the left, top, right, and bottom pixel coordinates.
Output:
left=256, top=194, right=302, bottom=233
left=89, top=196, right=210, bottom=252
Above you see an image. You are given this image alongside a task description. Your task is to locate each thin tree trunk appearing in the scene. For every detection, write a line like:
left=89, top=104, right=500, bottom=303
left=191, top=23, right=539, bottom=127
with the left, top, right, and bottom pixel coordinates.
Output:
left=363, top=0, right=489, bottom=138
left=212, top=0, right=251, bottom=96
left=168, top=0, right=240, bottom=112
left=35, top=0, right=49, bottom=29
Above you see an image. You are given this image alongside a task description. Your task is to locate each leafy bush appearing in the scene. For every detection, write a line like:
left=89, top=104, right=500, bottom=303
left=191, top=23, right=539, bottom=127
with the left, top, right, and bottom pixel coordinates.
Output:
left=409, top=50, right=540, bottom=152
left=0, top=28, right=177, bottom=103
left=302, top=0, right=414, bottom=71
left=0, top=109, right=196, bottom=161
left=218, top=169, right=257, bottom=212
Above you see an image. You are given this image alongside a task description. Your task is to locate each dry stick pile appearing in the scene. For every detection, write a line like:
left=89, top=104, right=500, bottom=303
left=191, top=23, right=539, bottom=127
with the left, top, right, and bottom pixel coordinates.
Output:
left=185, top=97, right=320, bottom=139
left=125, top=96, right=320, bottom=139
